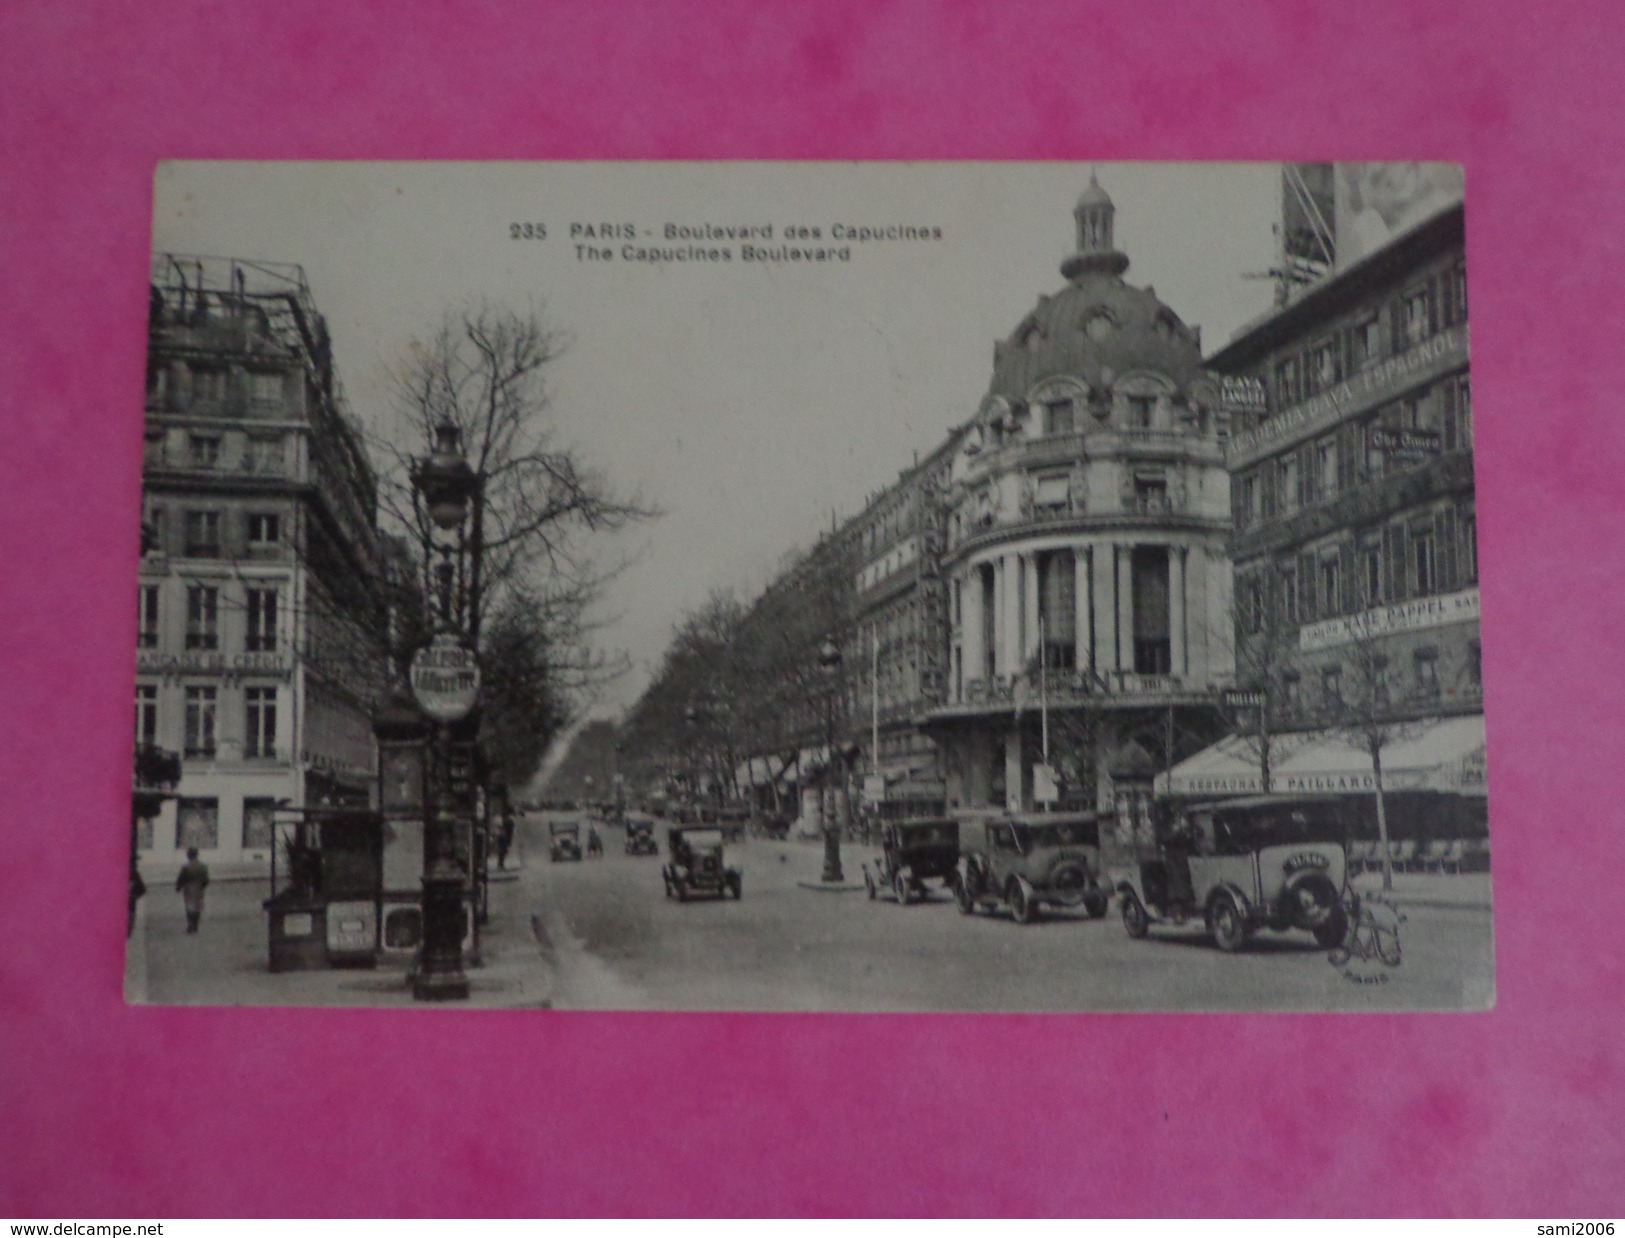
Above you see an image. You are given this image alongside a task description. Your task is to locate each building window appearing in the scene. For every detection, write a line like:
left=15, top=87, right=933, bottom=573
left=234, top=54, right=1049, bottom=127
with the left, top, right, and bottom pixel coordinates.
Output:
left=183, top=510, right=221, bottom=557
left=176, top=797, right=219, bottom=851
left=1307, top=339, right=1339, bottom=394
left=1133, top=474, right=1168, bottom=514
left=1278, top=455, right=1300, bottom=513
left=184, top=686, right=217, bottom=758
left=1033, top=473, right=1071, bottom=514
left=143, top=509, right=165, bottom=557
left=1282, top=674, right=1301, bottom=712
left=1044, top=399, right=1075, bottom=435
left=1321, top=665, right=1342, bottom=708
left=245, top=687, right=277, bottom=758
left=246, top=512, right=280, bottom=549
left=1414, top=649, right=1440, bottom=696
left=1240, top=474, right=1260, bottom=527
left=1444, top=261, right=1468, bottom=326
left=243, top=436, right=284, bottom=475
left=185, top=586, right=219, bottom=650
left=191, top=367, right=228, bottom=402
left=250, top=372, right=282, bottom=405
left=1244, top=577, right=1264, bottom=635
left=243, top=797, right=277, bottom=850
left=1320, top=555, right=1342, bottom=616
left=1274, top=356, right=1301, bottom=407
left=143, top=430, right=168, bottom=468
left=1316, top=439, right=1339, bottom=500
left=138, top=585, right=160, bottom=649
left=1412, top=527, right=1437, bottom=595
left=1350, top=315, right=1382, bottom=370
left=246, top=588, right=278, bottom=652
left=1463, top=512, right=1477, bottom=583
left=1279, top=564, right=1298, bottom=627
left=1127, top=396, right=1155, bottom=429
left=135, top=684, right=158, bottom=747
left=189, top=434, right=221, bottom=468
left=1443, top=375, right=1472, bottom=452
left=1038, top=550, right=1076, bottom=670
left=1467, top=640, right=1482, bottom=687
left=1360, top=535, right=1383, bottom=607
left=1402, top=287, right=1434, bottom=348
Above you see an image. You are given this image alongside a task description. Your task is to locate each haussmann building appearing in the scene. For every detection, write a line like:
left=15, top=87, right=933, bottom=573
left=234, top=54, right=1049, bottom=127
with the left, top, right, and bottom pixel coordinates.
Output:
left=1165, top=197, right=1486, bottom=864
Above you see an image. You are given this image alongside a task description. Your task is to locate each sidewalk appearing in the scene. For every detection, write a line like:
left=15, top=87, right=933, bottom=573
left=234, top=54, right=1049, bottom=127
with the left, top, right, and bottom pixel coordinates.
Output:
left=1350, top=868, right=1492, bottom=911
left=126, top=846, right=554, bottom=1009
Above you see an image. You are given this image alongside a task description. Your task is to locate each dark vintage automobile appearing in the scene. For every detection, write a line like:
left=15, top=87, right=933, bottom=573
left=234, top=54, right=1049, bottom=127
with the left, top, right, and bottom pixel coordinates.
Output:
left=549, top=820, right=582, bottom=863
left=862, top=817, right=960, bottom=904
left=624, top=816, right=659, bottom=856
left=661, top=826, right=742, bottom=901
left=1113, top=795, right=1351, bottom=952
left=954, top=812, right=1112, bottom=923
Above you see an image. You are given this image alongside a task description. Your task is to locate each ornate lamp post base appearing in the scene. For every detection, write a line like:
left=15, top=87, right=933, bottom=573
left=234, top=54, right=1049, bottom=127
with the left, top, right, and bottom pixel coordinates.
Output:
left=412, top=868, right=470, bottom=1002
left=821, top=824, right=844, bottom=883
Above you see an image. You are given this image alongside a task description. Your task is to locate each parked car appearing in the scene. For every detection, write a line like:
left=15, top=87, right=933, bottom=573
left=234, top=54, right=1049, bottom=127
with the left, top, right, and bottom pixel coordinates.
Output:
left=549, top=820, right=582, bottom=863
left=954, top=812, right=1111, bottom=923
left=1113, top=794, right=1351, bottom=953
left=662, top=826, right=742, bottom=901
left=624, top=816, right=659, bottom=856
left=862, top=817, right=960, bottom=904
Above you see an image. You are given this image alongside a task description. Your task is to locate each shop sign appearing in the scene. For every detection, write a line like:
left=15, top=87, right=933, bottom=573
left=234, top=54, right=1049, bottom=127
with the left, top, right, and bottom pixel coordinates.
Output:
left=1033, top=763, right=1059, bottom=805
left=1222, top=690, right=1265, bottom=709
left=136, top=650, right=293, bottom=680
left=1370, top=426, right=1440, bottom=460
left=862, top=774, right=886, bottom=805
left=410, top=634, right=480, bottom=721
left=1227, top=325, right=1468, bottom=468
left=1299, top=586, right=1479, bottom=652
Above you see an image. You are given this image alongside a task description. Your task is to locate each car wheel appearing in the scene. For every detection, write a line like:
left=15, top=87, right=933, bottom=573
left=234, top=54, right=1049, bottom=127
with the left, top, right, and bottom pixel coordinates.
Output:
left=1209, top=893, right=1247, bottom=953
left=1312, top=902, right=1350, bottom=949
left=1121, top=891, right=1150, bottom=938
left=865, top=871, right=877, bottom=900
left=953, top=874, right=975, bottom=916
left=894, top=873, right=912, bottom=906
left=1009, top=878, right=1038, bottom=925
left=1048, top=863, right=1090, bottom=908
left=1084, top=893, right=1109, bottom=920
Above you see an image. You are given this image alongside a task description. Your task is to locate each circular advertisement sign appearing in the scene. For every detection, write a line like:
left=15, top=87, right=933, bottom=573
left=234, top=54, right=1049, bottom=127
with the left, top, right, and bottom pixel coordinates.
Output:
left=410, top=634, right=481, bottom=722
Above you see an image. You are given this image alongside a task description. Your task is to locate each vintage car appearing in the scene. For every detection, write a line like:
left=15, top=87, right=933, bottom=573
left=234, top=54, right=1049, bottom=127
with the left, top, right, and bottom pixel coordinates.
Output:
left=954, top=813, right=1111, bottom=923
left=624, top=816, right=659, bottom=856
left=548, top=820, right=583, bottom=863
left=1114, top=794, right=1351, bottom=952
left=862, top=817, right=960, bottom=904
left=661, top=826, right=742, bottom=901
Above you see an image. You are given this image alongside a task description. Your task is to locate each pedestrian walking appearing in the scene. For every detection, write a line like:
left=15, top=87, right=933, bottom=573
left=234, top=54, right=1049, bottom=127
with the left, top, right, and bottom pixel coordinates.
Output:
left=497, top=810, right=515, bottom=869
left=175, top=846, right=210, bottom=933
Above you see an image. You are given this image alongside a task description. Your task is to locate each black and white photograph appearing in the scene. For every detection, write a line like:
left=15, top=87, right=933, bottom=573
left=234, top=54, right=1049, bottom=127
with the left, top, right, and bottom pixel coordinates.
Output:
left=125, top=161, right=1489, bottom=1011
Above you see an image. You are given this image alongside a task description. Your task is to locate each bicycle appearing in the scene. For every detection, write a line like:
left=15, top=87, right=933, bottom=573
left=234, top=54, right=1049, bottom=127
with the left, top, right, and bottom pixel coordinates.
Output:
left=1327, top=892, right=1405, bottom=968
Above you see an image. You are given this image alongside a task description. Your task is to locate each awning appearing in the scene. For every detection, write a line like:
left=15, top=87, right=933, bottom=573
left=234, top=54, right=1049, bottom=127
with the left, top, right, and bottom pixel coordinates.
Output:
left=1157, top=715, right=1486, bottom=798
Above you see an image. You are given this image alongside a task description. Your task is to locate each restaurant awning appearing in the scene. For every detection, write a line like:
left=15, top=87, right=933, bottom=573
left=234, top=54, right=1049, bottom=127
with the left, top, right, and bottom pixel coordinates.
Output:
left=1156, top=714, right=1486, bottom=798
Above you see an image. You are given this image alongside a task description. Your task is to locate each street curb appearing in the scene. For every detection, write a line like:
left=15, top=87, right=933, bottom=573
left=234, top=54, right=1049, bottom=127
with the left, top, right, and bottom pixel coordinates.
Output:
left=794, top=880, right=868, bottom=893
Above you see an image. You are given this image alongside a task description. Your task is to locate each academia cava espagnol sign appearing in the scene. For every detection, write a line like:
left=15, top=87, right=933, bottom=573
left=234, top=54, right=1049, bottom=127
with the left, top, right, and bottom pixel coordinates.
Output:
left=410, top=635, right=481, bottom=722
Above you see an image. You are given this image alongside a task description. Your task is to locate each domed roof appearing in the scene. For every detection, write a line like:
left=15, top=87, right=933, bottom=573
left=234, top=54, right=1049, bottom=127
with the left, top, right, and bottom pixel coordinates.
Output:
left=1075, top=172, right=1113, bottom=211
left=988, top=270, right=1207, bottom=403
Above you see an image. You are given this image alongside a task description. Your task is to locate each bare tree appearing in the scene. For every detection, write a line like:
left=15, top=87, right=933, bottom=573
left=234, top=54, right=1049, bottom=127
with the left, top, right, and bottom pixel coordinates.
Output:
left=1321, top=592, right=1423, bottom=892
left=374, top=303, right=657, bottom=784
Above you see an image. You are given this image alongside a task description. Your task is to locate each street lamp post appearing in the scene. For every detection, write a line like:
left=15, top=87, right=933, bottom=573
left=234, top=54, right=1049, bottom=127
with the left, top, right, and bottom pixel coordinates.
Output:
left=407, top=420, right=481, bottom=1003
left=819, top=638, right=844, bottom=883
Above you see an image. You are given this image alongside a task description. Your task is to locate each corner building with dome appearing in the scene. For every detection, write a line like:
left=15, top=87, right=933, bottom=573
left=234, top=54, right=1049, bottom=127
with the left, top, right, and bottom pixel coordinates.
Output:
left=921, top=178, right=1235, bottom=821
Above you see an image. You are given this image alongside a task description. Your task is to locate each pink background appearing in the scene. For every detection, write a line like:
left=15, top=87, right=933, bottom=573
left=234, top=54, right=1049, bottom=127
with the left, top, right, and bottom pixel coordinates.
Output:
left=2, top=0, right=1622, bottom=1218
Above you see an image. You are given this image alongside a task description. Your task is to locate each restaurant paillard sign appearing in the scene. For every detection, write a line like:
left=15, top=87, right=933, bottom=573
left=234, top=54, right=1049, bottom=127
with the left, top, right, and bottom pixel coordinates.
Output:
left=410, top=634, right=480, bottom=722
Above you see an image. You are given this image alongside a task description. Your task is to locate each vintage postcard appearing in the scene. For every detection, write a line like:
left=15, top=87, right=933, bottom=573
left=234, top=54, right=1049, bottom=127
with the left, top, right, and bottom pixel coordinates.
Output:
left=126, top=161, right=1489, bottom=1010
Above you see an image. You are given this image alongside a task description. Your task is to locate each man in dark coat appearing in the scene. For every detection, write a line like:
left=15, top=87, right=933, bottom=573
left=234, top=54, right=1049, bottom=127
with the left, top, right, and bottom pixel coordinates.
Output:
left=175, top=847, right=210, bottom=933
